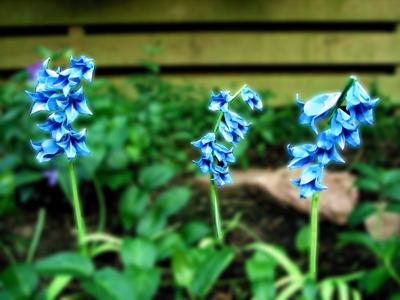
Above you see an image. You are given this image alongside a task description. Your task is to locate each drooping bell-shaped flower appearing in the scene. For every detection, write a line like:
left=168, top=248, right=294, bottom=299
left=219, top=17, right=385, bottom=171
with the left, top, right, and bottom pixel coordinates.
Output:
left=287, top=144, right=318, bottom=169
left=298, top=93, right=341, bottom=133
left=210, top=164, right=232, bottom=187
left=208, top=91, right=232, bottom=112
left=69, top=56, right=95, bottom=83
left=291, top=164, right=326, bottom=199
left=330, top=108, right=360, bottom=149
left=37, top=112, right=70, bottom=141
left=212, top=143, right=235, bottom=163
left=219, top=110, right=251, bottom=144
left=57, top=129, right=90, bottom=160
left=316, top=130, right=345, bottom=165
left=31, top=139, right=63, bottom=163
left=241, top=87, right=263, bottom=111
left=191, top=132, right=216, bottom=156
left=55, top=88, right=92, bottom=124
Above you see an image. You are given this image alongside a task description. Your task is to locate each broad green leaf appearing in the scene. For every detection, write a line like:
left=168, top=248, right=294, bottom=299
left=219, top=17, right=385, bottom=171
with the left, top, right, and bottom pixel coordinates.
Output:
left=352, top=163, right=380, bottom=181
left=157, top=233, right=186, bottom=260
left=35, top=252, right=94, bottom=277
left=179, top=221, right=210, bottom=245
left=136, top=210, right=167, bottom=238
left=250, top=281, right=275, bottom=300
left=295, top=225, right=310, bottom=253
left=118, top=186, right=149, bottom=230
left=0, top=264, right=38, bottom=298
left=359, top=267, right=388, bottom=294
left=120, top=238, right=157, bottom=269
left=355, top=179, right=380, bottom=193
left=301, top=281, right=318, bottom=300
left=124, top=267, right=160, bottom=300
left=82, top=268, right=136, bottom=300
left=338, top=232, right=379, bottom=256
left=384, top=184, right=400, bottom=201
left=155, top=186, right=191, bottom=217
left=172, top=249, right=195, bottom=288
left=347, top=202, right=377, bottom=227
left=248, top=243, right=302, bottom=277
left=191, top=247, right=235, bottom=296
left=382, top=169, right=400, bottom=185
left=386, top=202, right=400, bottom=213
left=139, top=164, right=176, bottom=190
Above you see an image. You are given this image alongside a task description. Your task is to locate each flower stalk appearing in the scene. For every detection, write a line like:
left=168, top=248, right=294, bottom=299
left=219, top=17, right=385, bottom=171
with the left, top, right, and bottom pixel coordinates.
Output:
left=309, top=192, right=320, bottom=281
left=209, top=179, right=223, bottom=243
left=68, top=161, right=87, bottom=254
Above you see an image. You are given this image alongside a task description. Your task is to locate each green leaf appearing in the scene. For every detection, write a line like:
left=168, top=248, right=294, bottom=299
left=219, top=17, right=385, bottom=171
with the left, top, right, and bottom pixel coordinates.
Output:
left=352, top=163, right=380, bottom=181
left=319, top=281, right=335, bottom=300
left=118, top=186, right=149, bottom=231
left=384, top=184, right=400, bottom=201
left=179, top=221, right=210, bottom=245
left=248, top=243, right=302, bottom=277
left=136, top=210, right=167, bottom=238
left=386, top=202, right=400, bottom=213
left=301, top=281, right=318, bottom=300
left=359, top=267, right=388, bottom=294
left=295, top=225, right=310, bottom=253
left=172, top=249, right=195, bottom=289
left=347, top=202, right=377, bottom=227
left=82, top=268, right=136, bottom=300
left=355, top=178, right=380, bottom=193
left=191, top=247, right=235, bottom=297
left=14, top=171, right=42, bottom=187
left=0, top=264, right=38, bottom=298
left=389, top=293, right=400, bottom=300
left=35, top=252, right=94, bottom=277
left=276, top=282, right=302, bottom=300
left=155, top=186, right=191, bottom=217
left=139, top=164, right=176, bottom=190
left=338, top=232, right=379, bottom=256
left=336, top=281, right=349, bottom=300
left=120, top=238, right=157, bottom=269
left=157, top=233, right=186, bottom=260
left=124, top=267, right=160, bottom=300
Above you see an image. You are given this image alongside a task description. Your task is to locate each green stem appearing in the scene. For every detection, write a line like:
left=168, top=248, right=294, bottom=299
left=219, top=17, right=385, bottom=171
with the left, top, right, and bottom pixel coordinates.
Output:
left=309, top=192, right=320, bottom=281
left=68, top=161, right=87, bottom=254
left=26, top=208, right=46, bottom=263
left=209, top=180, right=223, bottom=243
left=94, top=178, right=106, bottom=232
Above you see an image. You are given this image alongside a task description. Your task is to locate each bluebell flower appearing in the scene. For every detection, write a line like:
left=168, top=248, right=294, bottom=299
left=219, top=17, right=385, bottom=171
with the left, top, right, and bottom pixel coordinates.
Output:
left=330, top=109, right=360, bottom=149
left=43, top=168, right=58, bottom=187
left=55, top=88, right=92, bottom=124
left=194, top=153, right=213, bottom=174
left=287, top=144, right=317, bottom=169
left=241, top=87, right=263, bottom=111
left=298, top=93, right=340, bottom=133
left=208, top=91, right=232, bottom=111
left=37, top=112, right=70, bottom=141
left=191, top=133, right=216, bottom=156
left=346, top=80, right=379, bottom=125
left=291, top=164, right=326, bottom=199
left=212, top=143, right=235, bottom=163
left=69, top=56, right=95, bottom=83
left=211, top=164, right=232, bottom=187
left=316, top=130, right=345, bottom=165
left=57, top=129, right=90, bottom=160
left=26, top=61, right=42, bottom=82
left=31, top=139, right=63, bottom=163
left=219, top=110, right=251, bottom=144
left=28, top=56, right=94, bottom=163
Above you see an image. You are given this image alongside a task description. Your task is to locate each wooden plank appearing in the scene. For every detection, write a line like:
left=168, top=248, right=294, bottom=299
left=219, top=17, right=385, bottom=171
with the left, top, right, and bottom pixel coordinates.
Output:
left=107, top=73, right=400, bottom=106
left=1, top=32, right=399, bottom=69
left=0, top=0, right=399, bottom=26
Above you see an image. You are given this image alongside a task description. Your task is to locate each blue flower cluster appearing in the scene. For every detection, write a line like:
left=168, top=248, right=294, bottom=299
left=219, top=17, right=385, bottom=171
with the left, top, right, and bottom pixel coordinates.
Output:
left=28, top=56, right=95, bottom=163
left=192, top=86, right=262, bottom=187
left=288, top=77, right=378, bottom=198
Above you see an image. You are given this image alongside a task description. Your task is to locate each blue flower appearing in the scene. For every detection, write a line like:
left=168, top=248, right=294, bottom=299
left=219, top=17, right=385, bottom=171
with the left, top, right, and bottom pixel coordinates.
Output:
left=28, top=56, right=94, bottom=163
left=69, top=56, right=95, bottom=83
left=31, top=139, right=63, bottom=163
left=330, top=109, right=360, bottom=149
left=211, top=164, right=232, bottom=187
left=346, top=80, right=379, bottom=125
left=55, top=88, right=92, bottom=124
left=37, top=112, right=70, bottom=141
left=43, top=168, right=58, bottom=187
left=213, top=143, right=235, bottom=163
left=241, top=87, right=262, bottom=111
left=194, top=153, right=213, bottom=174
left=316, top=130, right=345, bottom=165
left=208, top=91, right=232, bottom=111
left=287, top=144, right=317, bottom=169
left=291, top=164, right=326, bottom=199
left=298, top=93, right=340, bottom=133
left=57, top=129, right=90, bottom=160
left=219, top=110, right=251, bottom=144
left=191, top=133, right=216, bottom=156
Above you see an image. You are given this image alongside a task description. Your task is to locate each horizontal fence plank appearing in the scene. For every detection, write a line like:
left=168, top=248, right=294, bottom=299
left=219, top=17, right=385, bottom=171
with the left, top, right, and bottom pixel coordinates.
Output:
left=0, top=0, right=399, bottom=26
left=107, top=73, right=400, bottom=106
left=1, top=32, right=400, bottom=69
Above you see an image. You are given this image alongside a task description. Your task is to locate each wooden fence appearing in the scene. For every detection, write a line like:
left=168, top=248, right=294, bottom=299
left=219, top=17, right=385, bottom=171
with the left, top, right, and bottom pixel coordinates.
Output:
left=1, top=0, right=400, bottom=105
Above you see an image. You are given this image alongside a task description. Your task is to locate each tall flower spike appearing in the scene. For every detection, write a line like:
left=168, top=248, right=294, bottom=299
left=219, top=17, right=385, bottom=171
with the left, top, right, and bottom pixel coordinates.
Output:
left=27, top=56, right=95, bottom=163
left=191, top=84, right=263, bottom=242
left=288, top=76, right=378, bottom=199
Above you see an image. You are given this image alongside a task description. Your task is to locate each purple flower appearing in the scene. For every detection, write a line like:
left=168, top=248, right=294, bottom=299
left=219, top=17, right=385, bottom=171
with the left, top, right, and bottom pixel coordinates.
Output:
left=43, top=169, right=58, bottom=186
left=26, top=61, right=42, bottom=82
